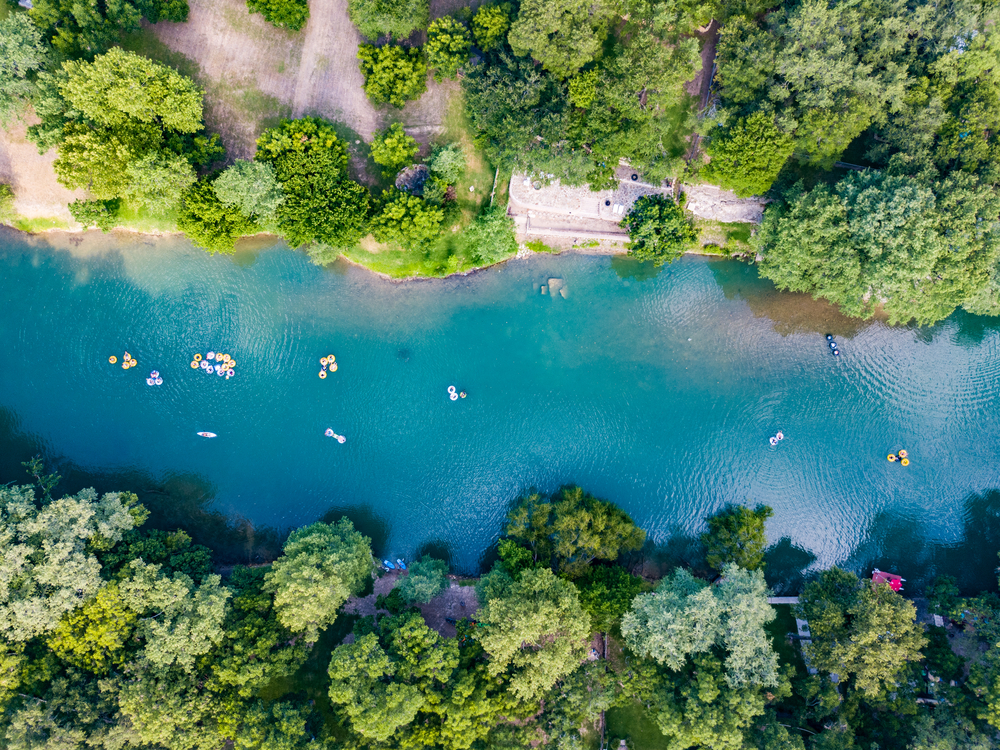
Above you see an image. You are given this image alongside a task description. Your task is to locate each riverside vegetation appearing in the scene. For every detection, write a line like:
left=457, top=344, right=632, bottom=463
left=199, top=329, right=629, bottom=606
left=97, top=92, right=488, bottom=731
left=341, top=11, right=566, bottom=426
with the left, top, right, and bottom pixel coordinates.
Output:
left=0, top=0, right=996, bottom=305
left=3, top=461, right=1000, bottom=750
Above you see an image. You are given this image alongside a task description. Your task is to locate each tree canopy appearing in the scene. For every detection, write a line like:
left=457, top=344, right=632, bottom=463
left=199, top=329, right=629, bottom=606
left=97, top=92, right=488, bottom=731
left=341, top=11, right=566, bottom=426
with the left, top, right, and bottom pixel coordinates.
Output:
left=245, top=0, right=308, bottom=30
left=358, top=43, right=427, bottom=107
left=263, top=519, right=373, bottom=641
left=0, top=14, right=48, bottom=126
left=507, top=0, right=611, bottom=80
left=425, top=16, right=471, bottom=82
left=621, top=194, right=697, bottom=266
left=347, top=0, right=428, bottom=41
left=701, top=503, right=774, bottom=572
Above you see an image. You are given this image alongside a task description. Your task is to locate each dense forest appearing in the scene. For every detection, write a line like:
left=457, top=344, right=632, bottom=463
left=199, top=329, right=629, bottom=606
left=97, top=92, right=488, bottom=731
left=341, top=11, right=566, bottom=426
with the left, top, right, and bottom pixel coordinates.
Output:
left=2, top=461, right=1000, bottom=750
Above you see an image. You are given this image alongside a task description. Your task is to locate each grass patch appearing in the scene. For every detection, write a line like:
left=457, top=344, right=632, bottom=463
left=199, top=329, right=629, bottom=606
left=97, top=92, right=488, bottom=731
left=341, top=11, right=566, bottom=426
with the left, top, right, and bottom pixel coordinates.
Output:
left=114, top=202, right=179, bottom=233
left=606, top=702, right=670, bottom=750
left=693, top=219, right=755, bottom=256
left=767, top=604, right=803, bottom=674
left=205, top=79, right=292, bottom=132
left=11, top=216, right=70, bottom=232
left=525, top=239, right=557, bottom=253
left=439, top=89, right=496, bottom=223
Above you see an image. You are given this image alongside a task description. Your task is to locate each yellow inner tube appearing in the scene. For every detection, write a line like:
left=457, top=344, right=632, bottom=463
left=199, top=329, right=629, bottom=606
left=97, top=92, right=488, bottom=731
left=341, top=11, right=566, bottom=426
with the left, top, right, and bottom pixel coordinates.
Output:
left=320, top=357, right=328, bottom=366
left=223, top=354, right=231, bottom=362
left=319, top=370, right=327, bottom=379
left=328, top=354, right=335, bottom=363
left=190, top=361, right=199, bottom=368
left=122, top=363, right=129, bottom=369
left=229, top=360, right=236, bottom=367
left=887, top=454, right=897, bottom=462
left=901, top=458, right=910, bottom=466
left=330, top=362, right=338, bottom=372
left=194, top=353, right=202, bottom=361
left=109, top=356, right=117, bottom=364
left=898, top=449, right=908, bottom=458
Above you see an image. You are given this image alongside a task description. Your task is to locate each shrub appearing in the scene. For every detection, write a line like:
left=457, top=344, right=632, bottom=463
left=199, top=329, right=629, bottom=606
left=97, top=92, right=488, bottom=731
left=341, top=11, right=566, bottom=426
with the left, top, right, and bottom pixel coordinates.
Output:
left=213, top=160, right=284, bottom=223
left=621, top=194, right=696, bottom=266
left=425, top=16, right=471, bottom=81
left=703, top=112, right=794, bottom=197
left=398, top=556, right=448, bottom=604
left=246, top=0, right=309, bottom=30
left=347, top=0, right=428, bottom=40
left=176, top=178, right=258, bottom=254
left=429, top=143, right=465, bottom=184
left=370, top=123, right=419, bottom=176
left=68, top=198, right=121, bottom=231
left=0, top=184, right=15, bottom=224
left=471, top=4, right=509, bottom=51
left=357, top=44, right=427, bottom=107
left=371, top=189, right=444, bottom=246
left=463, top=206, right=517, bottom=265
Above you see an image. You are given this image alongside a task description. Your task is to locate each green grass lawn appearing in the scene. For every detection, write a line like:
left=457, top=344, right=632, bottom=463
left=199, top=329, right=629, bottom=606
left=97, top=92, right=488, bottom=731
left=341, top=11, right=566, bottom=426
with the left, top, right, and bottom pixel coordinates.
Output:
left=606, top=702, right=671, bottom=750
left=11, top=216, right=70, bottom=232
left=692, top=219, right=755, bottom=256
left=767, top=604, right=804, bottom=674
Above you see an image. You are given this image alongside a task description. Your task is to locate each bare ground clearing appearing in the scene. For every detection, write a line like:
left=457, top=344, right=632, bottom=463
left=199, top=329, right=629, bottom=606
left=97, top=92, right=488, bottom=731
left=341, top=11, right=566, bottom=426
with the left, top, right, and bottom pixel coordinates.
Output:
left=0, top=119, right=83, bottom=223
left=342, top=574, right=479, bottom=640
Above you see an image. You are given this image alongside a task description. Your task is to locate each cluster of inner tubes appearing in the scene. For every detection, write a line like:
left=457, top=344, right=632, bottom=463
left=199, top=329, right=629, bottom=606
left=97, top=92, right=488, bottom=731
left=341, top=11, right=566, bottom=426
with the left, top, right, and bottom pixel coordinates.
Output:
left=191, top=351, right=236, bottom=380
left=319, top=355, right=338, bottom=379
left=447, top=385, right=468, bottom=401
left=324, top=428, right=347, bottom=443
left=825, top=334, right=841, bottom=356
left=768, top=431, right=785, bottom=446
left=112, top=351, right=138, bottom=369
left=887, top=449, right=911, bottom=466
left=146, top=370, right=163, bottom=386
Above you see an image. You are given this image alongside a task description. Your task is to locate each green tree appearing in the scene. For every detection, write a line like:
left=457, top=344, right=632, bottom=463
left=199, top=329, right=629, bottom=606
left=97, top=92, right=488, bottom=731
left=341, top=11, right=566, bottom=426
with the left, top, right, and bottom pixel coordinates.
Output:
left=471, top=3, right=510, bottom=52
left=0, top=184, right=13, bottom=224
left=429, top=142, right=465, bottom=184
left=575, top=564, right=646, bottom=632
left=246, top=0, right=309, bottom=31
left=68, top=198, right=120, bottom=231
left=29, top=0, right=186, bottom=58
left=703, top=112, right=794, bottom=196
left=462, top=205, right=518, bottom=265
left=46, top=583, right=138, bottom=674
left=567, top=68, right=598, bottom=109
left=477, top=567, right=591, bottom=701
left=702, top=503, right=774, bottom=572
left=370, top=122, right=419, bottom=176
left=347, top=0, right=428, bottom=41
left=370, top=189, right=444, bottom=247
left=426, top=16, right=471, bottom=81
left=0, top=14, right=48, bottom=126
left=506, top=486, right=645, bottom=576
left=255, top=118, right=371, bottom=247
left=263, top=519, right=374, bottom=641
left=796, top=567, right=927, bottom=697
left=756, top=169, right=1000, bottom=325
left=622, top=564, right=779, bottom=688
left=358, top=43, right=427, bottom=107
left=213, top=160, right=284, bottom=223
left=621, top=194, right=697, bottom=266
left=177, top=178, right=259, bottom=255
left=398, top=555, right=448, bottom=604
left=507, top=0, right=610, bottom=79
left=121, top=150, right=197, bottom=209
left=0, top=486, right=142, bottom=641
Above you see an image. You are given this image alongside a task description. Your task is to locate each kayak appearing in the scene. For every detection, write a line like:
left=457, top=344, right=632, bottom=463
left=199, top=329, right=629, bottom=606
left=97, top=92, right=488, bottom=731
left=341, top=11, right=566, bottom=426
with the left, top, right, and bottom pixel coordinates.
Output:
left=197, top=432, right=217, bottom=438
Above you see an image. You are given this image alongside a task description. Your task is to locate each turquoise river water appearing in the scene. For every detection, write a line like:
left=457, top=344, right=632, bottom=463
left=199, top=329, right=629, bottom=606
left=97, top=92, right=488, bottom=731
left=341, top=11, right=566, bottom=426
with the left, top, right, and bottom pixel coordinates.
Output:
left=2, top=230, right=1000, bottom=588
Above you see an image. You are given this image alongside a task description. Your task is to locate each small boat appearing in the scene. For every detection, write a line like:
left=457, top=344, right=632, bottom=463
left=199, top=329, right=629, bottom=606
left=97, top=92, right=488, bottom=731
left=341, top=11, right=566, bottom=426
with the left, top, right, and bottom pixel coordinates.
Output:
left=383, top=560, right=396, bottom=570
left=396, top=558, right=406, bottom=570
left=197, top=432, right=217, bottom=438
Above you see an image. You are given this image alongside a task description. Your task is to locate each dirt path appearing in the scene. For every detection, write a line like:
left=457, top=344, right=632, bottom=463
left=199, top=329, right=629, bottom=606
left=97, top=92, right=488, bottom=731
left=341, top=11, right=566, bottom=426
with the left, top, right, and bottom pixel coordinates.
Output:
left=0, top=120, right=83, bottom=223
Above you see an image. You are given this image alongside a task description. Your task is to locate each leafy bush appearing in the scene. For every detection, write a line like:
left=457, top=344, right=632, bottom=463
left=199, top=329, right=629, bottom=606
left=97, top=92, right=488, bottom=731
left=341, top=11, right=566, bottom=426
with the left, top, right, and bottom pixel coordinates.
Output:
left=567, top=69, right=598, bottom=109
left=462, top=206, right=517, bottom=265
left=177, top=178, right=259, bottom=254
left=68, top=198, right=121, bottom=231
left=429, top=143, right=465, bottom=184
left=926, top=575, right=961, bottom=616
left=255, top=118, right=371, bottom=247
left=357, top=44, right=427, bottom=107
left=213, top=160, right=284, bottom=223
left=702, top=112, right=794, bottom=197
left=575, top=565, right=646, bottom=632
left=29, top=0, right=187, bottom=57
left=621, top=194, right=696, bottom=266
left=371, top=189, right=444, bottom=247
left=370, top=123, right=419, bottom=176
left=425, top=16, right=471, bottom=81
left=398, top=556, right=448, bottom=604
left=471, top=4, right=510, bottom=51
left=0, top=184, right=15, bottom=224
left=246, top=0, right=309, bottom=30
left=347, top=0, right=428, bottom=40
left=0, top=15, right=48, bottom=126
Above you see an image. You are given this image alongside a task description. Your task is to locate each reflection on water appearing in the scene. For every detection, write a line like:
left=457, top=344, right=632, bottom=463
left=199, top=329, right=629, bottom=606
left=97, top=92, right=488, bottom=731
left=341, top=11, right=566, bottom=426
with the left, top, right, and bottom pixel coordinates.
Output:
left=1, top=234, right=999, bottom=584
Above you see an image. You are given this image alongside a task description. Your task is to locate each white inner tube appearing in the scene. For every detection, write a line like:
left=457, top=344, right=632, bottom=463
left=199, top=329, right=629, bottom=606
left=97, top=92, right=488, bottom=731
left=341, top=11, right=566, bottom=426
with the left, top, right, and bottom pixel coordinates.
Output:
left=450, top=392, right=459, bottom=401
left=447, top=385, right=456, bottom=393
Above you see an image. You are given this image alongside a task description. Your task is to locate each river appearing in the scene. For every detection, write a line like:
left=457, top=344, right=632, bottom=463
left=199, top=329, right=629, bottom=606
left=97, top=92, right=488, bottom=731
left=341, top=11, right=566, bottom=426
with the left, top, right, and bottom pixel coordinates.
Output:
left=2, top=229, right=999, bottom=591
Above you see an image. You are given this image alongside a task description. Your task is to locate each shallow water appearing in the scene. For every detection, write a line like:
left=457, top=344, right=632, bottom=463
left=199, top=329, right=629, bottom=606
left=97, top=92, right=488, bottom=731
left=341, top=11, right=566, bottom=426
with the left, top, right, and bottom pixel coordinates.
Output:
left=2, top=230, right=1000, bottom=587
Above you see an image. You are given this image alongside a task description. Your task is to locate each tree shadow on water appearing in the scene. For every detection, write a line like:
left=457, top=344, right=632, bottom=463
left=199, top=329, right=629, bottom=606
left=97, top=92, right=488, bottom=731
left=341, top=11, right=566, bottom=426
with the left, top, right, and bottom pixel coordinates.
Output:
left=763, top=537, right=816, bottom=595
left=625, top=526, right=708, bottom=580
left=415, top=540, right=453, bottom=568
left=318, top=504, right=390, bottom=558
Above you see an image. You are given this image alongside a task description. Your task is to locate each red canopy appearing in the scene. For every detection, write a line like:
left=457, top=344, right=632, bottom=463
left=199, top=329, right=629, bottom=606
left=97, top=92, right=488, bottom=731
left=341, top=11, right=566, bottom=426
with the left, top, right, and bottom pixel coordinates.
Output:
left=872, top=568, right=904, bottom=592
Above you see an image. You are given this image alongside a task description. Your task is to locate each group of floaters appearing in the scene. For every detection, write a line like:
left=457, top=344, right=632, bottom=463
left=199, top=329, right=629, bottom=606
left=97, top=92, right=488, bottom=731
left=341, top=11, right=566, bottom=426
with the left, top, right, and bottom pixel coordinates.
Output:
left=887, top=449, right=911, bottom=467
left=447, top=385, right=467, bottom=401
left=768, top=431, right=785, bottom=446
left=146, top=370, right=163, bottom=387
left=324, top=428, right=346, bottom=443
left=191, top=351, right=236, bottom=380
left=825, top=334, right=841, bottom=356
left=109, top=351, right=138, bottom=369
left=318, top=355, right=338, bottom=379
